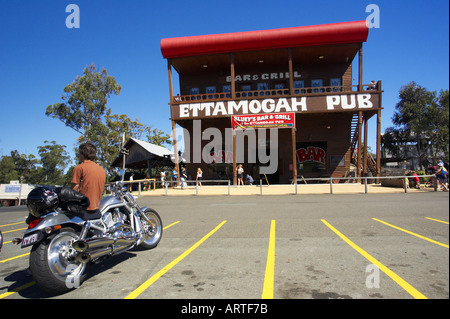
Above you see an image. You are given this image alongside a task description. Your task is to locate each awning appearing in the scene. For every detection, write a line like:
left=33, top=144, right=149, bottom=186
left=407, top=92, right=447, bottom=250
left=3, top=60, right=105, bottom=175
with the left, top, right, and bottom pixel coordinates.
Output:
left=161, top=20, right=369, bottom=59
left=111, top=138, right=177, bottom=169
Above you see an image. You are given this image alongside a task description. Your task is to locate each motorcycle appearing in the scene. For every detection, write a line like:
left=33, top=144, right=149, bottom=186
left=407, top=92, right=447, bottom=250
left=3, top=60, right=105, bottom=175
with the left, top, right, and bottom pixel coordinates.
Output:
left=15, top=181, right=163, bottom=295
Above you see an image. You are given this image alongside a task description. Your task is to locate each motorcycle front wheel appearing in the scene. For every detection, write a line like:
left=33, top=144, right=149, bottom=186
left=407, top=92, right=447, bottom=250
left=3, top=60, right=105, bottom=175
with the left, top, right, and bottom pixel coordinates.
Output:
left=138, top=208, right=163, bottom=250
left=30, top=227, right=88, bottom=295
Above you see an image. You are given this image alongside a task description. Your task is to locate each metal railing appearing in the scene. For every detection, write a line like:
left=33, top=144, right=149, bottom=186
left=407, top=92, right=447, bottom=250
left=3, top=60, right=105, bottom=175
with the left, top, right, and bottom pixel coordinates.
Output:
left=293, top=174, right=439, bottom=195
left=119, top=174, right=441, bottom=196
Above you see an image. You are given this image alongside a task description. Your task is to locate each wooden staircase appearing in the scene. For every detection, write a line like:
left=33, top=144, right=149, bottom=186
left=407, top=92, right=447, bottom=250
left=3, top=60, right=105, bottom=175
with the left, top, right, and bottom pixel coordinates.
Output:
left=349, top=112, right=378, bottom=177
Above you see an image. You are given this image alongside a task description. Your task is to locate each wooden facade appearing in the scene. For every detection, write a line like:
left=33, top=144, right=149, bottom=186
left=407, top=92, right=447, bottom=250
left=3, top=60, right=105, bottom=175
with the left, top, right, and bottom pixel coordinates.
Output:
left=161, top=21, right=383, bottom=184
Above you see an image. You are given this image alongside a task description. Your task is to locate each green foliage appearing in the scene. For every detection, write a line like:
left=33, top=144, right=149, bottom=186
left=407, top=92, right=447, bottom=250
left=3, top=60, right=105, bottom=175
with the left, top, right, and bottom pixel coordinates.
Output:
left=1, top=64, right=172, bottom=185
left=45, top=63, right=171, bottom=180
left=0, top=142, right=69, bottom=185
left=46, top=63, right=121, bottom=138
left=382, top=82, right=449, bottom=169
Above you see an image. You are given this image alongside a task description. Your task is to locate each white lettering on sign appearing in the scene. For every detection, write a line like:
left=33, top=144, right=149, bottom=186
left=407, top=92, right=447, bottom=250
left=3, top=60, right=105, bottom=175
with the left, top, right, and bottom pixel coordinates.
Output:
left=326, top=94, right=373, bottom=110
left=226, top=71, right=302, bottom=82
left=178, top=94, right=373, bottom=118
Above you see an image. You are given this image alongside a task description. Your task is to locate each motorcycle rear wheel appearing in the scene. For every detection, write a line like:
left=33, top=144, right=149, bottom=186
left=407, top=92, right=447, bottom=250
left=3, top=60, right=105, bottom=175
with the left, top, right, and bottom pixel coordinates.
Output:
left=139, top=208, right=163, bottom=250
left=30, top=227, right=88, bottom=295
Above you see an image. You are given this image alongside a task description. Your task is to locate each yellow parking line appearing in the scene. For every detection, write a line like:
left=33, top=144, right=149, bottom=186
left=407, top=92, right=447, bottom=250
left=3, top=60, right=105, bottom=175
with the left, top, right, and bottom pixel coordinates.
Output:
left=125, top=220, right=227, bottom=299
left=373, top=218, right=449, bottom=249
left=163, top=221, right=180, bottom=230
left=0, top=252, right=30, bottom=263
left=261, top=220, right=276, bottom=299
left=0, top=221, right=25, bottom=227
left=425, top=217, right=449, bottom=225
left=0, top=281, right=36, bottom=299
left=2, top=227, right=27, bottom=234
left=321, top=219, right=427, bottom=299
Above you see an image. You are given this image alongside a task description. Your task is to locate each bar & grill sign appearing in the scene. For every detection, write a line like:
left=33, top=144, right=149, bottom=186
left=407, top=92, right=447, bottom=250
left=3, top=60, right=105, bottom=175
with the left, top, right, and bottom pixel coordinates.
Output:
left=232, top=112, right=295, bottom=130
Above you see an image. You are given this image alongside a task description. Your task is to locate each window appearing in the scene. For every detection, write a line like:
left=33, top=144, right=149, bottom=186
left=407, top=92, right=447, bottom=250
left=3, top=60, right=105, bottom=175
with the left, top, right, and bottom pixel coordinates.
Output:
left=222, top=85, right=231, bottom=98
left=257, top=83, right=268, bottom=90
left=330, top=78, right=341, bottom=92
left=206, top=86, right=216, bottom=94
left=189, top=87, right=200, bottom=100
left=311, top=79, right=323, bottom=93
left=241, top=84, right=251, bottom=97
left=293, top=80, right=305, bottom=94
left=206, top=86, right=216, bottom=99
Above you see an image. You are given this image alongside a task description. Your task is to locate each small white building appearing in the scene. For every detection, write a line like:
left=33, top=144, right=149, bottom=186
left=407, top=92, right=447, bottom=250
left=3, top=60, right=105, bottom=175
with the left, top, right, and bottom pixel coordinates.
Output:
left=0, top=181, right=36, bottom=206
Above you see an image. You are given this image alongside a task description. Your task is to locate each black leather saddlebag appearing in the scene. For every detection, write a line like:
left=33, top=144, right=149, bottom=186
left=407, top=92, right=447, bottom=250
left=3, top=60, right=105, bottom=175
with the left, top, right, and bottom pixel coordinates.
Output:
left=55, top=187, right=90, bottom=216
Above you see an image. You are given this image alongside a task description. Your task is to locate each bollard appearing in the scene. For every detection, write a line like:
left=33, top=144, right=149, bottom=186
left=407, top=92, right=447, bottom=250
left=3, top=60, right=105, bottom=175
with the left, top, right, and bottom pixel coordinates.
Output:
left=364, top=177, right=368, bottom=194
left=329, top=177, right=333, bottom=194
left=404, top=177, right=408, bottom=193
left=228, top=180, right=230, bottom=196
left=260, top=179, right=263, bottom=196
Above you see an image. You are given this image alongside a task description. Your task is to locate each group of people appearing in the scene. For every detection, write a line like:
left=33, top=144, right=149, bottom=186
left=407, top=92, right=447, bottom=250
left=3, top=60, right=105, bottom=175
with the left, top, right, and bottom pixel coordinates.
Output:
left=409, top=160, right=448, bottom=191
left=418, top=159, right=449, bottom=191
left=236, top=164, right=254, bottom=186
left=160, top=167, right=203, bottom=189
left=158, top=164, right=255, bottom=189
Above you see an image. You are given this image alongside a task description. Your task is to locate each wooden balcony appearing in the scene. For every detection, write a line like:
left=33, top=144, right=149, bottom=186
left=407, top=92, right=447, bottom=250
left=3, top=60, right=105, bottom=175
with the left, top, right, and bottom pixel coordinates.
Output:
left=171, top=82, right=381, bottom=104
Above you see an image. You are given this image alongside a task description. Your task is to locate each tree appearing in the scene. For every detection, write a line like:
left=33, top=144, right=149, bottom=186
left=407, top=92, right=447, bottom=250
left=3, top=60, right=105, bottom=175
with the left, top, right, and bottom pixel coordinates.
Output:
left=85, top=111, right=172, bottom=177
left=10, top=150, right=40, bottom=184
left=45, top=63, right=172, bottom=179
left=37, top=141, right=70, bottom=185
left=0, top=156, right=18, bottom=183
left=383, top=82, right=449, bottom=169
left=45, top=63, right=122, bottom=142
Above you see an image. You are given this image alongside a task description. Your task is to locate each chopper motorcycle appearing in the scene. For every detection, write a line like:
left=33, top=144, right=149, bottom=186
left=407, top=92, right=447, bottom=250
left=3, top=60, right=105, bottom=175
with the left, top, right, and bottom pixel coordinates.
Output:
left=16, top=181, right=162, bottom=295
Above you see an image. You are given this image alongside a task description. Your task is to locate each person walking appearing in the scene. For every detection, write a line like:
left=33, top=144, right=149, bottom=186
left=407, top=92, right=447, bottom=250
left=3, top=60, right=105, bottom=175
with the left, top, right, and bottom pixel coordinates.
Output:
left=237, top=164, right=244, bottom=186
left=196, top=168, right=203, bottom=189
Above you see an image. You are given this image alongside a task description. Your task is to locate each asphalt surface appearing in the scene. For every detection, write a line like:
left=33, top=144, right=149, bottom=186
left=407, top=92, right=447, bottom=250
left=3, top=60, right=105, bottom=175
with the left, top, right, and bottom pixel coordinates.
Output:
left=0, top=192, right=448, bottom=301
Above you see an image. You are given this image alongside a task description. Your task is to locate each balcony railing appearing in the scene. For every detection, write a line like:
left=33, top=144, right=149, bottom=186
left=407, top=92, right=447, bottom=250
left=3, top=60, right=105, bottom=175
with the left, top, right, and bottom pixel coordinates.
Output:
left=171, top=82, right=381, bottom=104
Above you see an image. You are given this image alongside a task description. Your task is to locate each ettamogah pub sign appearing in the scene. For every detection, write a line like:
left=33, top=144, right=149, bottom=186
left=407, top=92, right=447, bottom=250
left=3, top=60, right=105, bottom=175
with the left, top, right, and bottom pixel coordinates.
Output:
left=172, top=93, right=380, bottom=119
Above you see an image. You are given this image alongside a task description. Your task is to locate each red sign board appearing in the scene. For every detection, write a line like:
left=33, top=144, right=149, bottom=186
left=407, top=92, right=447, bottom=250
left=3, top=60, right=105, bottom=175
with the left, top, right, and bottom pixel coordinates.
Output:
left=232, top=112, right=295, bottom=130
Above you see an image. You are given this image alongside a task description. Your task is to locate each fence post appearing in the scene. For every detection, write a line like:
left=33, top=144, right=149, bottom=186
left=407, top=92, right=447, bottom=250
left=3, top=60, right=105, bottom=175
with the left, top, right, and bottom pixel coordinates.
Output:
left=165, top=182, right=168, bottom=196
left=434, top=175, right=438, bottom=191
left=404, top=177, right=408, bottom=193
left=138, top=182, right=141, bottom=196
left=364, top=177, right=368, bottom=194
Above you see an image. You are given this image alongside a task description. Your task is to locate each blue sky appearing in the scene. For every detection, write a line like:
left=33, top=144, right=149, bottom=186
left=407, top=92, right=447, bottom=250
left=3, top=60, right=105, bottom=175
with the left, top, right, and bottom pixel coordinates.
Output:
left=0, top=0, right=448, bottom=165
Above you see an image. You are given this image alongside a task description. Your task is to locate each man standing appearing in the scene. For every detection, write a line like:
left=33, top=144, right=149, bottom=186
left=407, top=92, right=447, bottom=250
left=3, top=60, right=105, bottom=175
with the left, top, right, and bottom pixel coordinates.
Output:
left=71, top=142, right=106, bottom=219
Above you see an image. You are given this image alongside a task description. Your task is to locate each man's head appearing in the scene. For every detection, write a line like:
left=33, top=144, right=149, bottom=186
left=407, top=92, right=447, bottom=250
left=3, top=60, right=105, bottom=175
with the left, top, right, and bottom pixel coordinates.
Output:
left=78, top=143, right=97, bottom=161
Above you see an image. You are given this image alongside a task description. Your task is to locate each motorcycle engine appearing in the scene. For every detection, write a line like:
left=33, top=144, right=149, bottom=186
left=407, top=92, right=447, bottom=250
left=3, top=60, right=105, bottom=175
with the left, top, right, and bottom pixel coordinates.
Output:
left=102, top=208, right=128, bottom=230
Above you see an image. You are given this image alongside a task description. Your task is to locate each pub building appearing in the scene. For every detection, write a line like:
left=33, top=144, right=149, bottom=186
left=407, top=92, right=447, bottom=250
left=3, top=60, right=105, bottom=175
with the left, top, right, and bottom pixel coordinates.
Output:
left=160, top=20, right=382, bottom=185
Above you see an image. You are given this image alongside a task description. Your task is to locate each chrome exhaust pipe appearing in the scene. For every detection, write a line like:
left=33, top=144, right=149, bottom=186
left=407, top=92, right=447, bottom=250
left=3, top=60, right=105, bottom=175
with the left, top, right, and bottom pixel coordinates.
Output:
left=73, top=237, right=115, bottom=252
left=76, top=247, right=112, bottom=263
left=75, top=237, right=136, bottom=263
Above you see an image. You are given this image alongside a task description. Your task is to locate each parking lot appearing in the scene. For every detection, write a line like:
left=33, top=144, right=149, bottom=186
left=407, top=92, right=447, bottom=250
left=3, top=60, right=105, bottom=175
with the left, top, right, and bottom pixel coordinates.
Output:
left=1, top=192, right=448, bottom=301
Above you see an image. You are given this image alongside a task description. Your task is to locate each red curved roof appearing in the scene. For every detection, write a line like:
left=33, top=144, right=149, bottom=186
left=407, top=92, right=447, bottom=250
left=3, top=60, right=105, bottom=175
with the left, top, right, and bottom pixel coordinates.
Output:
left=161, top=20, right=368, bottom=59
